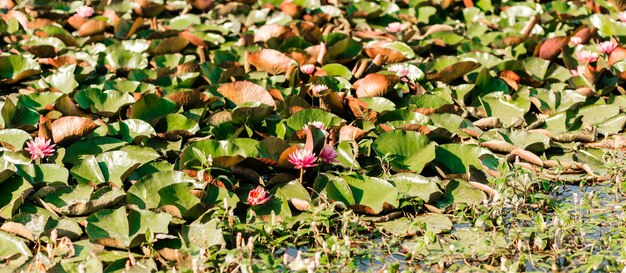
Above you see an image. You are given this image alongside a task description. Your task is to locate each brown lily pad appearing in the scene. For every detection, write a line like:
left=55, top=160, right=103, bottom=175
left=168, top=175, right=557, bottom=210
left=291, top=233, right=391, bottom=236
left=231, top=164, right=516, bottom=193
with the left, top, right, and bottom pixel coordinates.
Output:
left=51, top=116, right=99, bottom=145
left=78, top=19, right=107, bottom=37
left=354, top=73, right=400, bottom=98
left=167, top=90, right=216, bottom=109
left=153, top=36, right=190, bottom=55
left=609, top=47, right=626, bottom=66
left=364, top=41, right=408, bottom=63
left=427, top=61, right=480, bottom=83
left=247, top=49, right=297, bottom=75
left=538, top=36, right=568, bottom=60
left=217, top=81, right=276, bottom=108
left=253, top=24, right=293, bottom=43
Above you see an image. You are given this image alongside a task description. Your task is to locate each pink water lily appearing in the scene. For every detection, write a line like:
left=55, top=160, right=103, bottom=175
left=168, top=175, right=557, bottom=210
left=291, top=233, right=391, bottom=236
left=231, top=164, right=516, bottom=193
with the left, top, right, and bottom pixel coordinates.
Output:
left=288, top=148, right=318, bottom=169
left=576, top=50, right=598, bottom=64
left=302, top=121, right=325, bottom=134
left=247, top=186, right=271, bottom=206
left=570, top=36, right=583, bottom=46
left=310, top=84, right=328, bottom=96
left=598, top=40, right=619, bottom=55
left=300, top=64, right=315, bottom=75
left=24, top=137, right=56, bottom=160
left=386, top=22, right=404, bottom=33
left=319, top=145, right=339, bottom=164
left=387, top=64, right=422, bottom=82
left=570, top=65, right=586, bottom=77
left=619, top=12, right=626, bottom=22
left=76, top=6, right=94, bottom=18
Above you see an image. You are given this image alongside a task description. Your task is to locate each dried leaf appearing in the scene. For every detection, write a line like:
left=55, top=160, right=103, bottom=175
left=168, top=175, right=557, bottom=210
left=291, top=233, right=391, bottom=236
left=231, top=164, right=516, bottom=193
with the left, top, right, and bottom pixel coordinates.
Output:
left=364, top=41, right=408, bottom=64
left=78, top=20, right=107, bottom=37
left=55, top=94, right=87, bottom=117
left=180, top=31, right=207, bottom=47
left=167, top=91, right=215, bottom=109
left=509, top=148, right=543, bottom=167
left=473, top=117, right=500, bottom=129
left=353, top=73, right=400, bottom=98
left=0, top=222, right=33, bottom=241
left=319, top=91, right=348, bottom=117
left=337, top=125, right=367, bottom=142
left=189, top=0, right=215, bottom=10
left=217, top=81, right=276, bottom=108
left=51, top=116, right=99, bottom=145
left=538, top=36, right=568, bottom=60
left=480, top=140, right=516, bottom=153
left=253, top=24, right=293, bottom=43
left=289, top=198, right=311, bottom=211
left=67, top=15, right=88, bottom=30
left=427, top=61, right=480, bottom=83
left=153, top=36, right=189, bottom=55
left=609, top=47, right=626, bottom=66
left=247, top=49, right=297, bottom=75
left=571, top=27, right=596, bottom=45
left=277, top=145, right=301, bottom=168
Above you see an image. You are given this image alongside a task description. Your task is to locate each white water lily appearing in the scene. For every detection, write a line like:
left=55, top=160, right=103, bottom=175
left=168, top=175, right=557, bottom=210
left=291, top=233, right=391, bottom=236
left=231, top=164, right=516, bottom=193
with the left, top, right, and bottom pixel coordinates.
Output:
left=387, top=63, right=424, bottom=82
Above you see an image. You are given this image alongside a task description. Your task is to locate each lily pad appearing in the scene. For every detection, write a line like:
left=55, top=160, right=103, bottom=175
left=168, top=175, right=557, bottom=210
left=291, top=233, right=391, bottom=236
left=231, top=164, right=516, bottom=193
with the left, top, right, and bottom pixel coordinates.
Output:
left=436, top=179, right=487, bottom=207
left=372, top=130, right=436, bottom=173
left=86, top=207, right=171, bottom=249
left=389, top=173, right=443, bottom=203
left=0, top=55, right=41, bottom=84
left=129, top=94, right=179, bottom=122
left=127, top=171, right=198, bottom=210
left=75, top=89, right=135, bottom=117
left=325, top=173, right=399, bottom=214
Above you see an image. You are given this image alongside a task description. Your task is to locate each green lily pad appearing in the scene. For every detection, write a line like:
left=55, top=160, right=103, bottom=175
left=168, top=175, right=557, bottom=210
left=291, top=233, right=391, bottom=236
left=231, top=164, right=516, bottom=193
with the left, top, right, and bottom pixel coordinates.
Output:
left=0, top=175, right=33, bottom=220
left=0, top=55, right=41, bottom=84
left=372, top=130, right=436, bottom=173
left=154, top=114, right=199, bottom=138
left=46, top=64, right=78, bottom=94
left=577, top=104, right=620, bottom=125
left=325, top=173, right=398, bottom=214
left=17, top=92, right=63, bottom=111
left=324, top=36, right=362, bottom=63
left=389, top=173, right=443, bottom=203
left=70, top=155, right=107, bottom=184
left=436, top=179, right=487, bottom=207
left=2, top=99, right=40, bottom=129
left=320, top=63, right=352, bottom=79
left=75, top=88, right=135, bottom=117
left=64, top=137, right=127, bottom=164
left=0, top=230, right=31, bottom=263
left=86, top=207, right=171, bottom=249
left=16, top=164, right=69, bottom=186
left=182, top=218, right=225, bottom=250
left=104, top=48, right=148, bottom=71
left=506, top=130, right=551, bottom=153
left=96, top=147, right=160, bottom=187
left=180, top=139, right=249, bottom=169
left=45, top=185, right=126, bottom=216
left=0, top=129, right=31, bottom=149
left=273, top=180, right=311, bottom=211
left=435, top=143, right=496, bottom=175
left=109, top=119, right=156, bottom=143
left=129, top=94, right=179, bottom=122
left=285, top=108, right=345, bottom=133
left=127, top=171, right=197, bottom=210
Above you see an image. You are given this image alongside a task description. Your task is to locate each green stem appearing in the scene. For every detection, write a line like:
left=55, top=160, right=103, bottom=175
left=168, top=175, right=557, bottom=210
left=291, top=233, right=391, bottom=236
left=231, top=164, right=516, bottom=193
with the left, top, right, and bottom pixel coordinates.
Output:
left=299, top=168, right=304, bottom=184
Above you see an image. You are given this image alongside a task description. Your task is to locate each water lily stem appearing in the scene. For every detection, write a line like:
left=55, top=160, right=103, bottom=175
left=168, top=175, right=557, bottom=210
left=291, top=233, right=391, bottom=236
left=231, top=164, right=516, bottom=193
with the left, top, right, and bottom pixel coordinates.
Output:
left=299, top=168, right=304, bottom=184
